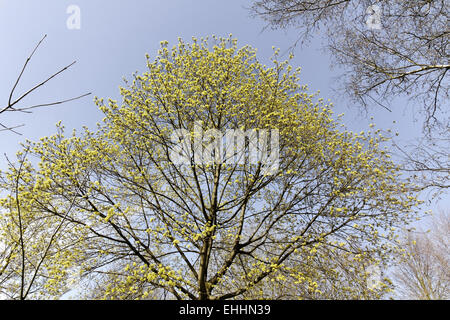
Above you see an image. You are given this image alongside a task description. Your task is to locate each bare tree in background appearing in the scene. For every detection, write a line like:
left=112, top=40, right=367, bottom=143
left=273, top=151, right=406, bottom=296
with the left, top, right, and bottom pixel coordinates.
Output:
left=0, top=34, right=91, bottom=135
left=251, top=0, right=449, bottom=128
left=251, top=0, right=449, bottom=193
left=394, top=211, right=449, bottom=299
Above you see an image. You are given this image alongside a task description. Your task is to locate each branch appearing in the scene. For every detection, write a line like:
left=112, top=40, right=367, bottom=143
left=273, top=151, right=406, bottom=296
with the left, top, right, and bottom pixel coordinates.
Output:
left=0, top=35, right=91, bottom=134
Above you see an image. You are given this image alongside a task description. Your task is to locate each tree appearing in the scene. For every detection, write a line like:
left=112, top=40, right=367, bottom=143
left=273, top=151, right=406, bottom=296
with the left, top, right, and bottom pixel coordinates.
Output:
left=0, top=34, right=90, bottom=135
left=251, top=0, right=449, bottom=127
left=0, top=37, right=420, bottom=300
left=393, top=210, right=449, bottom=299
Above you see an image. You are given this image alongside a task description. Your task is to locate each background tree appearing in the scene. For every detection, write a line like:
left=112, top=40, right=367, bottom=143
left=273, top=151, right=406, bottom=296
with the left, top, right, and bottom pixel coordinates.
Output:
left=393, top=210, right=449, bottom=299
left=251, top=0, right=449, bottom=128
left=0, top=37, right=420, bottom=300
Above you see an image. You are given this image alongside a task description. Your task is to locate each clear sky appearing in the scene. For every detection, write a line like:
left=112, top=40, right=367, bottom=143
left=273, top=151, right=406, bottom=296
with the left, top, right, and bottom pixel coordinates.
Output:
left=0, top=1, right=447, bottom=214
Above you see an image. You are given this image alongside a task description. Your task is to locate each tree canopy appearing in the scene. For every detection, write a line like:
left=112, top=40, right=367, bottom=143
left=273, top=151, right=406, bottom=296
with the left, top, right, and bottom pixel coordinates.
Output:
left=0, top=37, right=420, bottom=300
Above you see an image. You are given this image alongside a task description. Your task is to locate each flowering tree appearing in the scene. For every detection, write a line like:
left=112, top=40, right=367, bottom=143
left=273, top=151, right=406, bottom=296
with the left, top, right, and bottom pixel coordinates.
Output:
left=0, top=37, right=419, bottom=300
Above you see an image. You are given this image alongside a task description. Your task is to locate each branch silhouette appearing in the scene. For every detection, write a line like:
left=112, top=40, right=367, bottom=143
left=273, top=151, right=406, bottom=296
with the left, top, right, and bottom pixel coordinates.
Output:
left=0, top=34, right=91, bottom=135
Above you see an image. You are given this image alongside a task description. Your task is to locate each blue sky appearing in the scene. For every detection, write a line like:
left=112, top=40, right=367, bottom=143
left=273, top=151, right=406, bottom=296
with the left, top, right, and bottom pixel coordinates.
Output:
left=0, top=1, right=447, bottom=213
